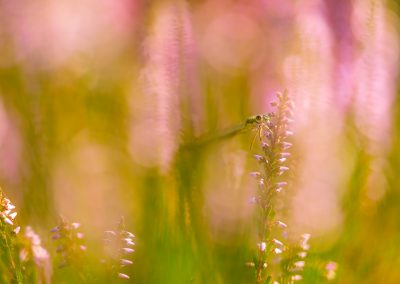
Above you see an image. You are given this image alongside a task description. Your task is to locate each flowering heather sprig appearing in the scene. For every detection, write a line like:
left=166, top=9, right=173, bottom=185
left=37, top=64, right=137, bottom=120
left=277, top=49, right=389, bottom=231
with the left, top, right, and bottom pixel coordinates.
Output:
left=247, top=91, right=295, bottom=283
left=0, top=192, right=19, bottom=230
left=276, top=233, right=311, bottom=284
left=280, top=239, right=338, bottom=283
left=20, top=226, right=52, bottom=283
left=0, top=189, right=23, bottom=283
left=50, top=217, right=86, bottom=269
left=103, top=217, right=135, bottom=280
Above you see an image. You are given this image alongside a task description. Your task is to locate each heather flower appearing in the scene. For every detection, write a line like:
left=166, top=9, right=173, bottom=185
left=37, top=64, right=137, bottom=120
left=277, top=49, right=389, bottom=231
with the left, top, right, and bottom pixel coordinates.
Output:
left=294, top=261, right=305, bottom=269
left=257, top=242, right=267, bottom=252
left=291, top=275, right=302, bottom=281
left=299, top=233, right=311, bottom=251
left=103, top=217, right=135, bottom=280
left=131, top=1, right=198, bottom=173
left=246, top=91, right=321, bottom=283
left=50, top=217, right=86, bottom=269
left=1, top=194, right=18, bottom=228
left=20, top=226, right=52, bottom=283
left=275, top=221, right=288, bottom=229
left=325, top=261, right=338, bottom=281
left=276, top=234, right=312, bottom=283
left=0, top=189, right=23, bottom=283
left=248, top=91, right=294, bottom=283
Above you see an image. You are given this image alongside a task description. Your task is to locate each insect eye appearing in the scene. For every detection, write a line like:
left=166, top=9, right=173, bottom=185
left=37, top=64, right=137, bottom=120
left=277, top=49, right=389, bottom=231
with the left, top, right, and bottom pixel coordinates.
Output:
left=255, top=115, right=262, bottom=122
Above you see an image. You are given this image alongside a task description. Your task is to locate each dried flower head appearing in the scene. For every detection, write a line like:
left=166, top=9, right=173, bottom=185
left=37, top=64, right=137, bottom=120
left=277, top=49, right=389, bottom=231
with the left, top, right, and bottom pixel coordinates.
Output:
left=103, top=217, right=135, bottom=280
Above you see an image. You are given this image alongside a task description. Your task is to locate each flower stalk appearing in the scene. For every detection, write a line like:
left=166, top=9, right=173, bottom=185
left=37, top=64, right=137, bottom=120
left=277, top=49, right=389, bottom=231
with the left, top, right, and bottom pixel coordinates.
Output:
left=0, top=189, right=23, bottom=283
left=247, top=91, right=295, bottom=283
left=103, top=217, right=135, bottom=281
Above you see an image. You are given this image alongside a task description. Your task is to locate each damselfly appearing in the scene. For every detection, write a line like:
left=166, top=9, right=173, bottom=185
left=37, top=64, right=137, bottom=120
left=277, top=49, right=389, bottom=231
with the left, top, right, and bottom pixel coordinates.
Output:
left=188, top=113, right=273, bottom=148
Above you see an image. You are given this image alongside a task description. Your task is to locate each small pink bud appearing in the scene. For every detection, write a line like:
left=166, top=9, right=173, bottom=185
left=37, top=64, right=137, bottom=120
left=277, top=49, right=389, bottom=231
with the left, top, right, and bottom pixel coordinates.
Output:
left=254, top=155, right=265, bottom=162
left=294, top=261, right=305, bottom=268
left=275, top=221, right=287, bottom=228
left=272, top=239, right=283, bottom=246
left=120, top=259, right=133, bottom=266
left=71, top=223, right=80, bottom=229
left=282, top=142, right=292, bottom=150
left=276, top=182, right=287, bottom=187
left=261, top=142, right=269, bottom=149
left=50, top=227, right=59, bottom=233
left=298, top=252, right=307, bottom=258
left=257, top=242, right=267, bottom=252
left=125, top=232, right=135, bottom=238
left=122, top=248, right=135, bottom=254
left=118, top=273, right=130, bottom=279
left=52, top=234, right=61, bottom=240
left=249, top=172, right=261, bottom=178
left=6, top=204, right=15, bottom=210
